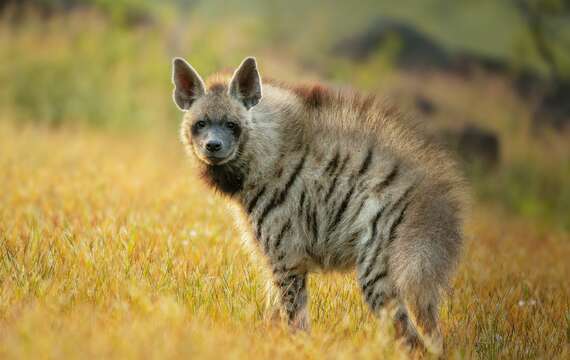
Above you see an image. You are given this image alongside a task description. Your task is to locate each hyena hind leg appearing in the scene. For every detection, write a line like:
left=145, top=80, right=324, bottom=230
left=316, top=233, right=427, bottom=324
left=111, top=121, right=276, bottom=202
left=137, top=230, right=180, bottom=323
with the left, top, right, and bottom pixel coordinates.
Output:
left=356, top=254, right=422, bottom=352
left=271, top=269, right=309, bottom=332
left=402, top=290, right=443, bottom=356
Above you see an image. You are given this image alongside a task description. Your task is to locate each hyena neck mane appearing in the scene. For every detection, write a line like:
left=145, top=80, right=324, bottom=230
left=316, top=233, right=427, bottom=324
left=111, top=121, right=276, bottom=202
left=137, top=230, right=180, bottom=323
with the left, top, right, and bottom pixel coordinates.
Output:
left=199, top=161, right=248, bottom=196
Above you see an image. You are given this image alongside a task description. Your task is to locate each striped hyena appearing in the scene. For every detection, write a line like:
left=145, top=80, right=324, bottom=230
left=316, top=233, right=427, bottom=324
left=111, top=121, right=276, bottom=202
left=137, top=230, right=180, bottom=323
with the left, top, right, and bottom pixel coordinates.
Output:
left=172, top=57, right=466, bottom=355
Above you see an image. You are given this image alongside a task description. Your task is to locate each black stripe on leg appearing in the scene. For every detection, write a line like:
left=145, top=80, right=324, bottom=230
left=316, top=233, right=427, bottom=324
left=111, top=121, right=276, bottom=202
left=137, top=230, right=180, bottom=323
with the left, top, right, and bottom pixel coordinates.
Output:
left=360, top=239, right=386, bottom=281
left=273, top=264, right=299, bottom=274
left=366, top=290, right=388, bottom=312
left=371, top=292, right=387, bottom=311
left=276, top=274, right=297, bottom=288
left=362, top=270, right=388, bottom=296
left=368, top=293, right=380, bottom=309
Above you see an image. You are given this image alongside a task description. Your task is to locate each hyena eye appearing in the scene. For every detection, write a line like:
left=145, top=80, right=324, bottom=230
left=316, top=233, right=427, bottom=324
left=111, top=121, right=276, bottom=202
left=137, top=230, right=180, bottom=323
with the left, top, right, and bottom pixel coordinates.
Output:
left=226, top=122, right=237, bottom=130
left=195, top=120, right=207, bottom=129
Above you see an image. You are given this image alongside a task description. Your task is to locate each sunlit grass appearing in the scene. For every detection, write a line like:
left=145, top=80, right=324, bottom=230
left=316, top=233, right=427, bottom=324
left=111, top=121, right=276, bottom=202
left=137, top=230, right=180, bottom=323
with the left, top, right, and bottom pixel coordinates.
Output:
left=0, top=123, right=568, bottom=359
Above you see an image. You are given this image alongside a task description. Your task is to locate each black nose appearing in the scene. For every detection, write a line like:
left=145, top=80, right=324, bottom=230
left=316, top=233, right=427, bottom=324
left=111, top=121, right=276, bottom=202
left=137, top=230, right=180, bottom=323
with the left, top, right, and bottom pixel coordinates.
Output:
left=205, top=140, right=222, bottom=152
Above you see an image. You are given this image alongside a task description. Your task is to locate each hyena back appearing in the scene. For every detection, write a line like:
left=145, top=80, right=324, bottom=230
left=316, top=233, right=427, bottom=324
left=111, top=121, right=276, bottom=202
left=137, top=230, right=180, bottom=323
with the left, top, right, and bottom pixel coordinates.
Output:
left=172, top=56, right=466, bottom=355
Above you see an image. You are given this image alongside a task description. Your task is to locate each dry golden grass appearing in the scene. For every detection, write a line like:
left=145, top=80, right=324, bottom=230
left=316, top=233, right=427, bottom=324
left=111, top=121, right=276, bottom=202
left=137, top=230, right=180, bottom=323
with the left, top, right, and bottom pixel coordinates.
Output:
left=1, top=123, right=569, bottom=359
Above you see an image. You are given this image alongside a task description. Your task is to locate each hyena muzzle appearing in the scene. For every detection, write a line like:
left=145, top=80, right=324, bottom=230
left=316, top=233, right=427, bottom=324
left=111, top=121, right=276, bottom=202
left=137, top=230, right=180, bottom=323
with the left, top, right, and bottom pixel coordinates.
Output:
left=171, top=56, right=466, bottom=356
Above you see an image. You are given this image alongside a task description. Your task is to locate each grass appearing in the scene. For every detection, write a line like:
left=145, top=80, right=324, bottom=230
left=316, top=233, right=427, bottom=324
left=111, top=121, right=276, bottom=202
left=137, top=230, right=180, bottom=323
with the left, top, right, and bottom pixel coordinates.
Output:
left=1, top=123, right=569, bottom=359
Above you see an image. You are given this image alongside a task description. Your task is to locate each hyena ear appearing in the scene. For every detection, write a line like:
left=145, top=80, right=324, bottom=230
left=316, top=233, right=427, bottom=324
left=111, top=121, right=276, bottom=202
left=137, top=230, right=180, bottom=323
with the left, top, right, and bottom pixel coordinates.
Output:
left=172, top=57, right=206, bottom=111
left=229, top=57, right=262, bottom=109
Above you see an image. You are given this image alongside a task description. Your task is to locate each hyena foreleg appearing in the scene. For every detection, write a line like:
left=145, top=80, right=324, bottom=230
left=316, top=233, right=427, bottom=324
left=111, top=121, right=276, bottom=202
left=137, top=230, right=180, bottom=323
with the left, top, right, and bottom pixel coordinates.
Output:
left=271, top=269, right=309, bottom=331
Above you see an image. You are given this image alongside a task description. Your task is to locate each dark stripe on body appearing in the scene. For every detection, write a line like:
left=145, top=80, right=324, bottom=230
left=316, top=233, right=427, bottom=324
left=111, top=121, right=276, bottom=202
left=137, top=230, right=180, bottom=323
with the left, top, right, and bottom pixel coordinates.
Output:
left=349, top=196, right=368, bottom=224
left=360, top=190, right=413, bottom=287
left=310, top=207, right=319, bottom=243
left=247, top=186, right=266, bottom=213
left=273, top=220, right=292, bottom=251
left=375, top=164, right=399, bottom=194
left=387, top=185, right=414, bottom=219
left=327, top=183, right=356, bottom=235
left=299, top=190, right=306, bottom=211
left=347, top=231, right=362, bottom=244
left=324, top=155, right=350, bottom=203
left=358, top=148, right=373, bottom=176
left=357, top=207, right=385, bottom=266
left=256, top=152, right=307, bottom=240
left=324, top=176, right=339, bottom=202
left=359, top=212, right=391, bottom=280
left=387, top=202, right=410, bottom=244
left=323, top=151, right=340, bottom=174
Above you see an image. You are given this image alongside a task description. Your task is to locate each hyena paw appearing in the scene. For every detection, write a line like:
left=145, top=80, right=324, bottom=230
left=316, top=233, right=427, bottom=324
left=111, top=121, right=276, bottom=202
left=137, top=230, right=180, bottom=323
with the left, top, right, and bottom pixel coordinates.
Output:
left=395, top=332, right=422, bottom=358
left=422, top=330, right=443, bottom=356
left=264, top=308, right=282, bottom=325
left=291, top=312, right=310, bottom=333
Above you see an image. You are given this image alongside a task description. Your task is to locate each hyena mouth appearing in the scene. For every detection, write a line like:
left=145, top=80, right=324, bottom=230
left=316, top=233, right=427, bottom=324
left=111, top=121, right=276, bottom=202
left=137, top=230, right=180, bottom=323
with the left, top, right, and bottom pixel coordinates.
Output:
left=205, top=156, right=230, bottom=165
left=199, top=148, right=238, bottom=166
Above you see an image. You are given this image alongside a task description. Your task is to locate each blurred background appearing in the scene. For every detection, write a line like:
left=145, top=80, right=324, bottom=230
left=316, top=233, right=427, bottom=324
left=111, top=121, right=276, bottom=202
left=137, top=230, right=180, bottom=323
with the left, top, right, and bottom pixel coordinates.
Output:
left=1, top=0, right=569, bottom=229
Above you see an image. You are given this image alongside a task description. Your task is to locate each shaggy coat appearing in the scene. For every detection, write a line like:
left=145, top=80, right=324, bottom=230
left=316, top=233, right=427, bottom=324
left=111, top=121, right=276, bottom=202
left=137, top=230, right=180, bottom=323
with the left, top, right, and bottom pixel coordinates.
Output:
left=172, top=57, right=467, bottom=355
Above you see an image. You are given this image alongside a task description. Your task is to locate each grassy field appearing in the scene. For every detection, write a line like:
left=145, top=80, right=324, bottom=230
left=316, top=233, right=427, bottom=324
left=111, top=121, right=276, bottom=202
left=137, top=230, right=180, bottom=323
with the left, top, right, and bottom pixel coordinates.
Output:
left=1, top=1, right=570, bottom=359
left=1, top=123, right=569, bottom=359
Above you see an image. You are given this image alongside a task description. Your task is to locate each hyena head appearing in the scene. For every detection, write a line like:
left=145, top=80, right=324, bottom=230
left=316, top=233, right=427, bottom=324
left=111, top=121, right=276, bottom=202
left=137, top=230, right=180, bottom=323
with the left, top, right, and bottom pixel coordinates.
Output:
left=172, top=57, right=262, bottom=167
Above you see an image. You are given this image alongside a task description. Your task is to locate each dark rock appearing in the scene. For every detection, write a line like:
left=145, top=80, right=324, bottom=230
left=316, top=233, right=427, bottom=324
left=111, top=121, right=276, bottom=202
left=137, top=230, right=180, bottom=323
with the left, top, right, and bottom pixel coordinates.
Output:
left=438, top=125, right=500, bottom=169
left=533, top=82, right=570, bottom=131
left=414, top=94, right=437, bottom=116
left=332, top=17, right=451, bottom=70
left=450, top=51, right=513, bottom=80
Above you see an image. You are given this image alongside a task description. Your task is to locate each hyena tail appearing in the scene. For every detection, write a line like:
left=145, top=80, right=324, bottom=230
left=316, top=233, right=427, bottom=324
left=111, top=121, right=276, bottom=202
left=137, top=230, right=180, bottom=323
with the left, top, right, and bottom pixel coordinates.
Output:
left=389, top=195, right=463, bottom=355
